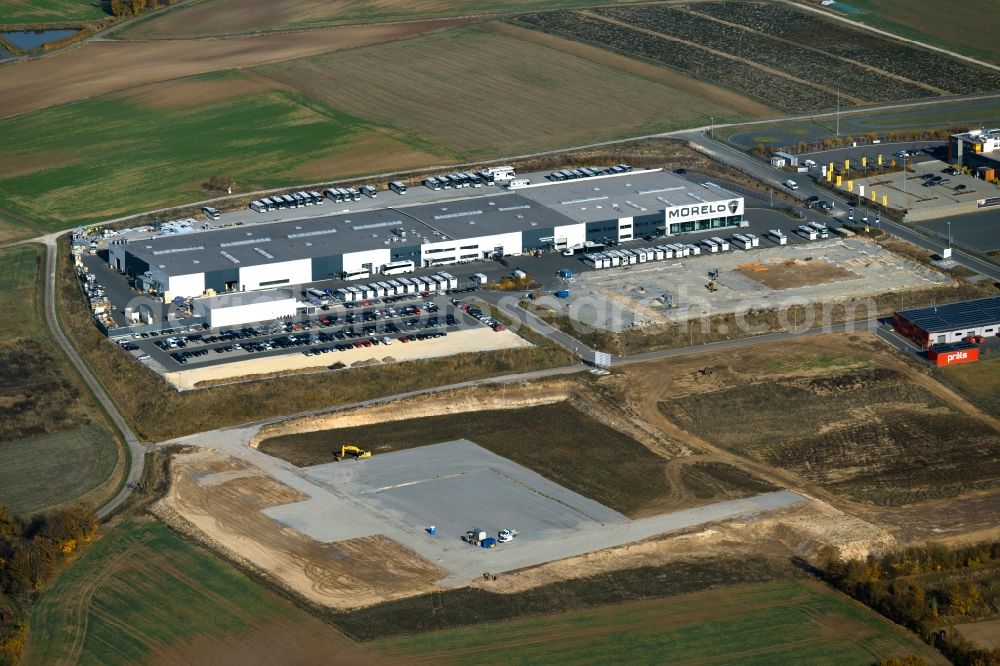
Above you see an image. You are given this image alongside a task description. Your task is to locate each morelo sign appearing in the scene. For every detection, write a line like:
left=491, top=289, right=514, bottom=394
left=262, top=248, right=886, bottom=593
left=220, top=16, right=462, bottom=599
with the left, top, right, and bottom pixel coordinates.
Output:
left=665, top=199, right=744, bottom=224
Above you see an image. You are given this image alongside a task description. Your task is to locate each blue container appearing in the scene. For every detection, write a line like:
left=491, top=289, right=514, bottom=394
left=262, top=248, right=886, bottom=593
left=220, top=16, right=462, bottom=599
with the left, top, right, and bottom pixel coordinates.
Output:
left=555, top=290, right=570, bottom=299
left=427, top=525, right=436, bottom=536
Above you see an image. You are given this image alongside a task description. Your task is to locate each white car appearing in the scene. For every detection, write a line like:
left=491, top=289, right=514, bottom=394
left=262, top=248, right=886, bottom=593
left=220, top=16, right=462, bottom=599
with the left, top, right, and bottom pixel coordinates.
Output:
left=498, top=529, right=518, bottom=543
left=137, top=353, right=150, bottom=361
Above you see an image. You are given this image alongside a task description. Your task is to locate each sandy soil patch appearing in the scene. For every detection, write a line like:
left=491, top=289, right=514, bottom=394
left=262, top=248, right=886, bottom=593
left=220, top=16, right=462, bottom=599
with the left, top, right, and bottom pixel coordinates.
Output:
left=0, top=18, right=467, bottom=118
left=738, top=258, right=861, bottom=290
left=154, top=449, right=444, bottom=609
left=164, top=328, right=531, bottom=390
left=0, top=149, right=79, bottom=179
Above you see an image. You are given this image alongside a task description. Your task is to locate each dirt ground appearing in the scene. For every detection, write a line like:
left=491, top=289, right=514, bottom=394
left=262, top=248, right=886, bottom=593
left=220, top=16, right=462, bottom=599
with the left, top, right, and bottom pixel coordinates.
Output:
left=163, top=328, right=531, bottom=390
left=154, top=449, right=444, bottom=610
left=0, top=18, right=466, bottom=119
left=156, top=331, right=999, bottom=605
left=738, top=258, right=860, bottom=290
left=953, top=618, right=1000, bottom=650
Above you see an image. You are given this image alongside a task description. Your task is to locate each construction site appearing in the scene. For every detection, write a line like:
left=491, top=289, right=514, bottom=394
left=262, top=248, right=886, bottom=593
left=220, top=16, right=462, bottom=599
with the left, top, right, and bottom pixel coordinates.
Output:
left=548, top=238, right=949, bottom=331
left=153, top=331, right=1000, bottom=611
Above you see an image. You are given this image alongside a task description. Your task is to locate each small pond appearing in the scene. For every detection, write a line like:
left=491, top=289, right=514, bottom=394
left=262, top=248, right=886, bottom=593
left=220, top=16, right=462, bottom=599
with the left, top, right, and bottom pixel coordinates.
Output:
left=0, top=29, right=80, bottom=51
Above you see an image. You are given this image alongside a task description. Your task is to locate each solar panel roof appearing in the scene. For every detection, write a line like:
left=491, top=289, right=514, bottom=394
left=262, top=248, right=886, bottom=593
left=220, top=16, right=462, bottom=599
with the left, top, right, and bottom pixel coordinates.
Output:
left=896, top=296, right=1000, bottom=333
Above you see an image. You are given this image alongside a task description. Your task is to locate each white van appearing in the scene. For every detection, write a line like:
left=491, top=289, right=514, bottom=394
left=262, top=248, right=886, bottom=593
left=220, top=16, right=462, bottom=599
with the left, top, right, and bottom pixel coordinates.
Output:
left=784, top=179, right=799, bottom=190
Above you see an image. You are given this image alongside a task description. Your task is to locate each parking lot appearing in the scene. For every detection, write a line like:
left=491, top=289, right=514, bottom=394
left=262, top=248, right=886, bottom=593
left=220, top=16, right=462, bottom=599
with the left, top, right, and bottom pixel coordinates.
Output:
left=120, top=292, right=506, bottom=371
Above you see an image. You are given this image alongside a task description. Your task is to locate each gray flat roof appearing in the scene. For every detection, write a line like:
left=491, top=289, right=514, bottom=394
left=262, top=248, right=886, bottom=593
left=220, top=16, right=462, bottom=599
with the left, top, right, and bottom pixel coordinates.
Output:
left=517, top=170, right=733, bottom=224
left=896, top=296, right=1000, bottom=333
left=126, top=170, right=737, bottom=275
left=199, top=289, right=295, bottom=308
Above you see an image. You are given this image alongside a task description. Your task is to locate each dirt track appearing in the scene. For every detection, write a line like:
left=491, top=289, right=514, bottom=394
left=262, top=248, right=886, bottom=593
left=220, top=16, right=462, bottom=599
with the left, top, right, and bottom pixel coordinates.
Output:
left=0, top=18, right=466, bottom=119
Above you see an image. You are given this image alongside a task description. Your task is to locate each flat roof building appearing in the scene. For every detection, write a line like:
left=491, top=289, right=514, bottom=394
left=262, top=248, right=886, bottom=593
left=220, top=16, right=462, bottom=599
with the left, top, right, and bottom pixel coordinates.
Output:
left=108, top=170, right=745, bottom=300
left=892, top=296, right=1000, bottom=347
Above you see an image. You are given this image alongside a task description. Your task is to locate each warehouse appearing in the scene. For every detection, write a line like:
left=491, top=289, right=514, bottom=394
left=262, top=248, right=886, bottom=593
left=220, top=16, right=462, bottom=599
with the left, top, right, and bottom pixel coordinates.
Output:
left=892, top=296, right=1000, bottom=347
left=108, top=170, right=744, bottom=300
left=194, top=290, right=297, bottom=329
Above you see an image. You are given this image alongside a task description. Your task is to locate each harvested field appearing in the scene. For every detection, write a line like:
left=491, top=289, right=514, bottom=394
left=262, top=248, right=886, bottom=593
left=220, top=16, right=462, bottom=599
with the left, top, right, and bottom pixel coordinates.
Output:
left=739, top=258, right=860, bottom=290
left=256, top=25, right=750, bottom=160
left=517, top=2, right=1000, bottom=113
left=0, top=18, right=465, bottom=119
left=121, top=0, right=640, bottom=38
left=260, top=401, right=673, bottom=517
left=157, top=449, right=444, bottom=610
left=0, top=425, right=118, bottom=515
left=516, top=10, right=839, bottom=112
left=594, top=5, right=937, bottom=101
left=0, top=74, right=445, bottom=228
left=659, top=367, right=1000, bottom=506
left=373, top=579, right=944, bottom=664
left=23, top=516, right=372, bottom=665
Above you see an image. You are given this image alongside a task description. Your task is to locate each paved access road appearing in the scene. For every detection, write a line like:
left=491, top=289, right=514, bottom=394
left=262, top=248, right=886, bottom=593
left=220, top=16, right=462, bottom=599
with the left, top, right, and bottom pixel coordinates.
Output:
left=42, top=238, right=148, bottom=519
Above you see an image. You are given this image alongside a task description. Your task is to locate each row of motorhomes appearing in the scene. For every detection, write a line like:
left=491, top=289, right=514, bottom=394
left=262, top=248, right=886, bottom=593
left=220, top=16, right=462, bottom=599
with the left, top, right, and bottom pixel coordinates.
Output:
left=423, top=166, right=516, bottom=191
left=250, top=190, right=326, bottom=212
left=327, top=272, right=459, bottom=304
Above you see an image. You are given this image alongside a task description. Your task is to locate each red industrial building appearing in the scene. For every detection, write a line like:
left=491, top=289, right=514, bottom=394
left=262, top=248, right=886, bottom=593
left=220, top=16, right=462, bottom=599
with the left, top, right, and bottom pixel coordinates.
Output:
left=926, top=341, right=980, bottom=366
left=893, top=296, right=1000, bottom=348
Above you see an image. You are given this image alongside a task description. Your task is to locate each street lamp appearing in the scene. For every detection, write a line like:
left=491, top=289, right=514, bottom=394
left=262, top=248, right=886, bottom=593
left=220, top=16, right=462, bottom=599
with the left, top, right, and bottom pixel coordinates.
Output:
left=710, top=116, right=714, bottom=139
left=947, top=220, right=952, bottom=246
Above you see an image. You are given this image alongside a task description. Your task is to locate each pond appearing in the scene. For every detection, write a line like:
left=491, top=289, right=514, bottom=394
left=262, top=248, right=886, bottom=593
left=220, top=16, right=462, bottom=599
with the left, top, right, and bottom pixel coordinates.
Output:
left=826, top=2, right=864, bottom=15
left=0, top=29, right=80, bottom=51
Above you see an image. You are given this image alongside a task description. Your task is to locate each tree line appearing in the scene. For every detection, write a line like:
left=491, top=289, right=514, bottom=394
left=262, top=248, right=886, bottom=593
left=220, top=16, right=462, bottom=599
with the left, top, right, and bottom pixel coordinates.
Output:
left=818, top=541, right=1000, bottom=666
left=108, top=0, right=179, bottom=19
left=0, top=504, right=97, bottom=666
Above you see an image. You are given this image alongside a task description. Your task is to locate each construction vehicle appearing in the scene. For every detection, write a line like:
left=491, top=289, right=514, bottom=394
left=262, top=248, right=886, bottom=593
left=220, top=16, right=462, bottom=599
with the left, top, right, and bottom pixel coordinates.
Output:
left=463, top=529, right=488, bottom=546
left=498, top=529, right=518, bottom=543
left=333, top=445, right=371, bottom=461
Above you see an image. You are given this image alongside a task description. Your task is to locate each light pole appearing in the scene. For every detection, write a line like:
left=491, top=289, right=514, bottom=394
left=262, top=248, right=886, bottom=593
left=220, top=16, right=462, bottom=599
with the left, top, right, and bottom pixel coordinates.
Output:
left=710, top=116, right=714, bottom=139
left=947, top=220, right=952, bottom=246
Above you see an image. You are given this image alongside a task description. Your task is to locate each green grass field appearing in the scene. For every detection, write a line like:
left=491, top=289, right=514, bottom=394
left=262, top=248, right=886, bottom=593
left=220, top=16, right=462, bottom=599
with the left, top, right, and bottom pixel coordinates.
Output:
left=260, top=402, right=671, bottom=517
left=24, top=517, right=362, bottom=665
left=0, top=244, right=43, bottom=340
left=375, top=579, right=942, bottom=665
left=937, top=353, right=1000, bottom=419
left=0, top=425, right=118, bottom=515
left=838, top=0, right=1000, bottom=65
left=0, top=0, right=106, bottom=26
left=0, top=245, right=121, bottom=513
left=0, top=70, right=446, bottom=229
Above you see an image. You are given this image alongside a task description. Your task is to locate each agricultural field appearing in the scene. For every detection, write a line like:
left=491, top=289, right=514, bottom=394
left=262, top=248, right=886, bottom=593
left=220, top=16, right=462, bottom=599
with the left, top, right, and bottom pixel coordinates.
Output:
left=0, top=425, right=118, bottom=515
left=0, top=71, right=445, bottom=229
left=819, top=0, right=1000, bottom=65
left=659, top=367, right=1000, bottom=506
left=0, top=245, right=121, bottom=514
left=256, top=25, right=752, bottom=161
left=23, top=517, right=367, bottom=665
left=373, top=580, right=943, bottom=665
left=0, top=0, right=107, bottom=26
left=687, top=2, right=1000, bottom=93
left=516, top=2, right=1000, bottom=113
left=121, top=0, right=642, bottom=38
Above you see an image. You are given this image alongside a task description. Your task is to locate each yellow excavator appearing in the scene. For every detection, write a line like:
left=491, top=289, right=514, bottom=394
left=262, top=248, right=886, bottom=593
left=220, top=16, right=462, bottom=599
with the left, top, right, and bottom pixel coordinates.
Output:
left=334, top=444, right=371, bottom=461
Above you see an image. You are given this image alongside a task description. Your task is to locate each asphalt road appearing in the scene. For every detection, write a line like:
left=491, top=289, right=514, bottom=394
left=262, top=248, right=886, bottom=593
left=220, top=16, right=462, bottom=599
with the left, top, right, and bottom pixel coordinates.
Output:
left=43, top=238, right=148, bottom=519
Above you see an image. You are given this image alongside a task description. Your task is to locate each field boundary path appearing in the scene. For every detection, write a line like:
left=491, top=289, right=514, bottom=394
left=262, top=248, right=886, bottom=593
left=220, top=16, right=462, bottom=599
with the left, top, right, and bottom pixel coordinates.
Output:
left=42, top=235, right=148, bottom=519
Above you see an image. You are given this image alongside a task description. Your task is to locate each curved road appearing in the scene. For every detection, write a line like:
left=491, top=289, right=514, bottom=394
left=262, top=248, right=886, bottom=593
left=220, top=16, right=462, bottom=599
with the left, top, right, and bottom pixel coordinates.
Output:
left=42, top=237, right=148, bottom=519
